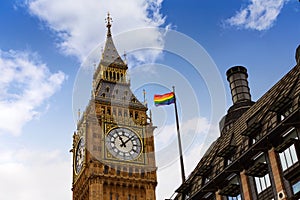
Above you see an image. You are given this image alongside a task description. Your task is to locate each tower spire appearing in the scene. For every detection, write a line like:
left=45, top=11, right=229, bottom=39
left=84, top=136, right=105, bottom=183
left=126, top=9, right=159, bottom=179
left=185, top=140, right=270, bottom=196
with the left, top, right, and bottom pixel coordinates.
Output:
left=105, top=12, right=112, bottom=37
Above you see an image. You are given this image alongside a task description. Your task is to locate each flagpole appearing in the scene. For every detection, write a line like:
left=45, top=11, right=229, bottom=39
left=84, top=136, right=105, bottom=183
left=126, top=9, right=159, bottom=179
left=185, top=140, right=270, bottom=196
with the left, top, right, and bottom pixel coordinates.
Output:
left=172, top=86, right=186, bottom=184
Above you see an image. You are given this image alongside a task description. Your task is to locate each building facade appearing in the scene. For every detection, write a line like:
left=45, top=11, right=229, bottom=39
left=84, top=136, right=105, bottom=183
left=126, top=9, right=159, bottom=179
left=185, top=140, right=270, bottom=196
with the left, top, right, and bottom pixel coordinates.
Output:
left=175, top=46, right=300, bottom=200
left=71, top=14, right=157, bottom=200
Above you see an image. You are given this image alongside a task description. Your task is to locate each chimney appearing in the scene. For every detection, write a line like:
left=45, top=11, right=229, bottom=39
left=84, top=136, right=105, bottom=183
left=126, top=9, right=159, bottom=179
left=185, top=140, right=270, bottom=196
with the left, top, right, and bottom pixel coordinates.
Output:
left=219, top=66, right=255, bottom=134
left=226, top=66, right=251, bottom=104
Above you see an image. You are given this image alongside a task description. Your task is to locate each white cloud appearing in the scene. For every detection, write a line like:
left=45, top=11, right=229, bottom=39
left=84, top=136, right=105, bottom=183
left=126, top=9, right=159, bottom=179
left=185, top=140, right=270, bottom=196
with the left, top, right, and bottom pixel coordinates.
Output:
left=0, top=148, right=71, bottom=200
left=0, top=50, right=66, bottom=135
left=26, top=0, right=166, bottom=63
left=155, top=117, right=219, bottom=199
left=226, top=0, right=289, bottom=31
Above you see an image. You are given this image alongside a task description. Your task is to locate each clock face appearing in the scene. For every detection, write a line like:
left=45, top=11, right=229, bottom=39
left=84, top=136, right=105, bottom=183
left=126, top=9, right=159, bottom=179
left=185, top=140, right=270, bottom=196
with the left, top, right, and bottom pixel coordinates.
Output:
left=105, top=128, right=142, bottom=161
left=75, top=137, right=85, bottom=174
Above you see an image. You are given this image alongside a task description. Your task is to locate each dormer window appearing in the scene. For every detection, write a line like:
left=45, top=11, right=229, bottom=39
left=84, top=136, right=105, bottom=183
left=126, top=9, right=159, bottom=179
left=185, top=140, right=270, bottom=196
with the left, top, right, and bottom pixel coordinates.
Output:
left=219, top=174, right=241, bottom=200
left=276, top=127, right=299, bottom=181
left=277, top=128, right=299, bottom=170
left=246, top=153, right=273, bottom=198
left=278, top=104, right=293, bottom=121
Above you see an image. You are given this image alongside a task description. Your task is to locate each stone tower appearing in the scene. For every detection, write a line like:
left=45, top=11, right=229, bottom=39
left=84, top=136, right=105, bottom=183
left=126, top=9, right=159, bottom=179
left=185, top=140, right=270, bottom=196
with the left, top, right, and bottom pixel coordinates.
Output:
left=71, top=14, right=157, bottom=200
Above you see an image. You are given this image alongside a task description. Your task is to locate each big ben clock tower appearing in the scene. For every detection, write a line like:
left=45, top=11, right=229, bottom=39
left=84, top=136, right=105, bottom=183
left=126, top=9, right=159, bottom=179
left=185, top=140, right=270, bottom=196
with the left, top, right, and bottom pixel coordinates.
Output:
left=71, top=14, right=157, bottom=200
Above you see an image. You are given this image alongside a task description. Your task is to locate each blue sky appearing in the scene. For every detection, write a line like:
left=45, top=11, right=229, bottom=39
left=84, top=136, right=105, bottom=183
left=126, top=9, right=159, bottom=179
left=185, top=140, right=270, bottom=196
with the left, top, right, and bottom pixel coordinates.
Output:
left=0, top=0, right=299, bottom=199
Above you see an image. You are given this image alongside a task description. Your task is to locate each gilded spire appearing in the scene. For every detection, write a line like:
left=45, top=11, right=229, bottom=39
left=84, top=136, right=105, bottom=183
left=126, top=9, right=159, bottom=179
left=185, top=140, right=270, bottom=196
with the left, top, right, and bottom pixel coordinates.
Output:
left=105, top=12, right=112, bottom=37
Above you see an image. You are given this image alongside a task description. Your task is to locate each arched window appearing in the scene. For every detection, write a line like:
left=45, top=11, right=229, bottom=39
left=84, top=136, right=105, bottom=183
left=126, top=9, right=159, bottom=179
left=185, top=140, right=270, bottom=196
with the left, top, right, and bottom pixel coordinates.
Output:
left=104, top=165, right=109, bottom=174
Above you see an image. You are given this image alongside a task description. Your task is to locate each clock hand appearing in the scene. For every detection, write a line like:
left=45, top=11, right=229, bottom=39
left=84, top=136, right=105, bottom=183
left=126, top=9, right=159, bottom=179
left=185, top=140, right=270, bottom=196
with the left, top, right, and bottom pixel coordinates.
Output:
left=121, top=135, right=135, bottom=147
left=118, top=135, right=126, bottom=147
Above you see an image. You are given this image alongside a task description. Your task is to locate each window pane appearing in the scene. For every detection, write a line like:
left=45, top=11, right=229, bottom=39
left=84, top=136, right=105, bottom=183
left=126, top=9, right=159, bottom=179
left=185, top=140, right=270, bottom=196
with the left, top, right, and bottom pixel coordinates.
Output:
left=260, top=176, right=266, bottom=191
left=255, top=177, right=262, bottom=193
left=265, top=174, right=271, bottom=188
left=290, top=144, right=298, bottom=164
left=285, top=147, right=293, bottom=168
left=292, top=180, right=300, bottom=194
left=279, top=152, right=287, bottom=171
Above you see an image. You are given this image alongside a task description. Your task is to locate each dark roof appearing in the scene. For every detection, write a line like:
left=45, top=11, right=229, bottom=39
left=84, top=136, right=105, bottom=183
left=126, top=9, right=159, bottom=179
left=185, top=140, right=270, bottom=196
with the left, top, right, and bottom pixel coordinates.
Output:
left=100, top=34, right=127, bottom=68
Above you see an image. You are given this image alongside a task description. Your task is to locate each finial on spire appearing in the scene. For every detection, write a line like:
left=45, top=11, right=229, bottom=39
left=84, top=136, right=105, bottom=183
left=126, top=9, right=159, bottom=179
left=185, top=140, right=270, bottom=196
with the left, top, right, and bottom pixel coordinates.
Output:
left=143, top=89, right=147, bottom=107
left=105, top=12, right=113, bottom=36
left=123, top=51, right=127, bottom=64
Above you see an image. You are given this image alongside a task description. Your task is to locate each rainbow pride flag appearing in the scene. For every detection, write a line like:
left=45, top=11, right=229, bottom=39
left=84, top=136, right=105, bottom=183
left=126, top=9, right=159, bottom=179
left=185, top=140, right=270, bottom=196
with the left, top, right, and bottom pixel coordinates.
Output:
left=154, top=92, right=175, bottom=106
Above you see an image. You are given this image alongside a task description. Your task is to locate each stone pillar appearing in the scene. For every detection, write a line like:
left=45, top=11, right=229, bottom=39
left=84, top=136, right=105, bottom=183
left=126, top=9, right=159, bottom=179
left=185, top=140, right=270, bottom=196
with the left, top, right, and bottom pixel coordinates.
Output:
left=268, top=147, right=287, bottom=199
left=240, top=170, right=252, bottom=200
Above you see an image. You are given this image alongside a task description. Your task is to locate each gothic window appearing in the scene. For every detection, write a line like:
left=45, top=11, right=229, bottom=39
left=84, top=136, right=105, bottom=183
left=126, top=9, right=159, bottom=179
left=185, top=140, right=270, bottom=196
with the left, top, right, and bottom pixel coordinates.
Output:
left=107, top=108, right=111, bottom=115
left=104, top=165, right=109, bottom=174
left=117, top=168, right=120, bottom=176
left=135, top=112, right=138, bottom=120
left=106, top=87, right=110, bottom=93
left=115, top=89, right=118, bottom=94
left=129, top=167, right=133, bottom=177
left=130, top=111, right=133, bottom=118
left=141, top=169, right=145, bottom=178
left=101, top=93, right=106, bottom=98
left=118, top=110, right=122, bottom=117
left=131, top=97, right=137, bottom=103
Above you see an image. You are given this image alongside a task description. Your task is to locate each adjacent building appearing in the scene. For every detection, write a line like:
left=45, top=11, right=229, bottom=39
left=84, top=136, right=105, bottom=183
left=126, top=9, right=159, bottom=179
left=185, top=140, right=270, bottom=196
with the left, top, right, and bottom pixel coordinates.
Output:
left=175, top=46, right=300, bottom=200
